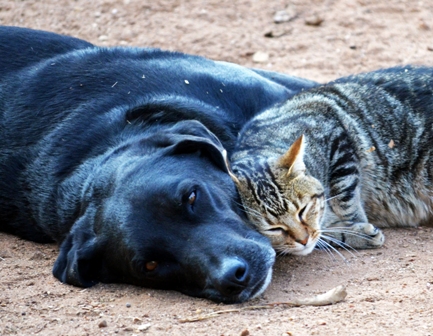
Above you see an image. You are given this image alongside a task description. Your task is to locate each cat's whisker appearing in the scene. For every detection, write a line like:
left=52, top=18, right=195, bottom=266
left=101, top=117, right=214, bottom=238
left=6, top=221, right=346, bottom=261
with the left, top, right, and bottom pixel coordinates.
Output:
left=319, top=234, right=358, bottom=258
left=321, top=227, right=376, bottom=242
left=325, top=195, right=340, bottom=202
left=321, top=239, right=348, bottom=263
left=315, top=240, right=338, bottom=262
left=317, top=237, right=350, bottom=262
left=274, top=245, right=291, bottom=256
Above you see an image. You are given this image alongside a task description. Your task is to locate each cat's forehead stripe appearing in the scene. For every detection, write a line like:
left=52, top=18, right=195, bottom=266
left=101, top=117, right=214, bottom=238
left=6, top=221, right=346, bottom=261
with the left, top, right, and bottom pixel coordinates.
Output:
left=264, top=161, right=289, bottom=211
left=312, top=192, right=325, bottom=199
left=232, top=160, right=283, bottom=215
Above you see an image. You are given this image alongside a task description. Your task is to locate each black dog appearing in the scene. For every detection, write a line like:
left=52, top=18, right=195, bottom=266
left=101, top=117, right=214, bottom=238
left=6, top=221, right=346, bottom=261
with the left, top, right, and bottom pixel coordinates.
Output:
left=0, top=26, right=317, bottom=303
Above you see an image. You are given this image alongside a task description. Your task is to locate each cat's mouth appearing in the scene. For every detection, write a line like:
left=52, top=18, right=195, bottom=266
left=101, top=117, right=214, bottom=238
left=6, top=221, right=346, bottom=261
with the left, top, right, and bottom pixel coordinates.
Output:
left=288, top=240, right=318, bottom=256
left=273, top=239, right=318, bottom=256
left=263, top=227, right=320, bottom=256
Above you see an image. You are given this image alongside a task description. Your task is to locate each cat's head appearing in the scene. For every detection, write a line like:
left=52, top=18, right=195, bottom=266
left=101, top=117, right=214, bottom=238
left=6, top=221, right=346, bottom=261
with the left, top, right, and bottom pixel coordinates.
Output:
left=230, top=135, right=325, bottom=256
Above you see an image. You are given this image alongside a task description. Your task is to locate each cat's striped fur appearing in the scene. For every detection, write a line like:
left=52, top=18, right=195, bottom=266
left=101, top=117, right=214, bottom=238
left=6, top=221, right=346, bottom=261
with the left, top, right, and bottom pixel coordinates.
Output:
left=230, top=66, right=433, bottom=256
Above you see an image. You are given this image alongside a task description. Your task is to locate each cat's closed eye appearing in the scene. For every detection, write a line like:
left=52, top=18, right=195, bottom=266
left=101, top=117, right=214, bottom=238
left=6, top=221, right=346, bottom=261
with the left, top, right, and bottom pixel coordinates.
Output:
left=298, top=205, right=308, bottom=223
left=267, top=227, right=286, bottom=235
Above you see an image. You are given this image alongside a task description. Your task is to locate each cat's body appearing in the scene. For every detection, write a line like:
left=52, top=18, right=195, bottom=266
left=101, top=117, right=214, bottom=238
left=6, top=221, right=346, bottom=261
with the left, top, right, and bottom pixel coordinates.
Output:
left=231, top=66, right=433, bottom=255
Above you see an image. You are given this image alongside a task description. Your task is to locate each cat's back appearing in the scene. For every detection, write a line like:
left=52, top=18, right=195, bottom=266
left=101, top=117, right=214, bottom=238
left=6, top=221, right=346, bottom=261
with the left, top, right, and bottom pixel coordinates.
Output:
left=233, top=65, right=433, bottom=227
left=334, top=65, right=433, bottom=91
left=235, top=66, right=433, bottom=155
left=334, top=66, right=433, bottom=118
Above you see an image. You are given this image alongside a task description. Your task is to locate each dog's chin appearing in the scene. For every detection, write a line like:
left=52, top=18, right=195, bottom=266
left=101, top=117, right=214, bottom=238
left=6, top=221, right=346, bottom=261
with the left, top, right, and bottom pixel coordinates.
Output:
left=199, top=266, right=274, bottom=304
left=250, top=266, right=273, bottom=299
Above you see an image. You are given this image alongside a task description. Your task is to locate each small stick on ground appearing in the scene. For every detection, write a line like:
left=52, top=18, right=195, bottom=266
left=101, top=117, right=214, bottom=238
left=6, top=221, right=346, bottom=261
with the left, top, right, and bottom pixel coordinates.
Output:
left=179, top=285, right=347, bottom=323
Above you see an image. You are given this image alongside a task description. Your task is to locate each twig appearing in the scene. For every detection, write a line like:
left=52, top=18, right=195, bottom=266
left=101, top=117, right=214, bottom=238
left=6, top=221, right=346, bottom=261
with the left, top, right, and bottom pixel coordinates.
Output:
left=34, top=323, right=47, bottom=334
left=179, top=285, right=347, bottom=323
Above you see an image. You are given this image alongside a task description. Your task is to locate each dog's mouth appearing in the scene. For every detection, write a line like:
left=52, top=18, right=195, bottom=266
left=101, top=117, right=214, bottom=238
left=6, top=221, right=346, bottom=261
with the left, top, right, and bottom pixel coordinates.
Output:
left=198, top=247, right=275, bottom=304
left=200, top=264, right=274, bottom=304
left=250, top=265, right=273, bottom=299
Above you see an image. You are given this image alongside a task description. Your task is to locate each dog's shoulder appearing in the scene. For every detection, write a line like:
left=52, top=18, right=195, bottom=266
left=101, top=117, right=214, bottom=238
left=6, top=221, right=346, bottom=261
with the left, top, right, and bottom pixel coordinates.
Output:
left=0, top=26, right=93, bottom=77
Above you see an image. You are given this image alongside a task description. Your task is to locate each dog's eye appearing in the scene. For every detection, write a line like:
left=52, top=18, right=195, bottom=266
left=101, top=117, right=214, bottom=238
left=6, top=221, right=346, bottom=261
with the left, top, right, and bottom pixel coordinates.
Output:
left=188, top=190, right=196, bottom=206
left=145, top=261, right=158, bottom=271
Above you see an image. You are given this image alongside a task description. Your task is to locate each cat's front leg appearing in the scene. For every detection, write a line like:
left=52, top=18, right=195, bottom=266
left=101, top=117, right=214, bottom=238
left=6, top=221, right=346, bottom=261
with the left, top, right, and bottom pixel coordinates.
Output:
left=322, top=220, right=385, bottom=249
left=321, top=181, right=385, bottom=249
left=348, top=222, right=385, bottom=248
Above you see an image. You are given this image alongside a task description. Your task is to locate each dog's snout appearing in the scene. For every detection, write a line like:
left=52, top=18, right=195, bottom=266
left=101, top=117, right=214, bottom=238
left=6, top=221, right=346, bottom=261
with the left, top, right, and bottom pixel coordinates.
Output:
left=216, top=257, right=250, bottom=296
left=234, top=261, right=248, bottom=282
left=227, top=257, right=249, bottom=284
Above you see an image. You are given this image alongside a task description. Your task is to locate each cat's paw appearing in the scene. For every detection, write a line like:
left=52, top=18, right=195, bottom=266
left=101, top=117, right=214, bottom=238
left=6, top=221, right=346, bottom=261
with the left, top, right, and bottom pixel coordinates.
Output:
left=345, top=223, right=385, bottom=249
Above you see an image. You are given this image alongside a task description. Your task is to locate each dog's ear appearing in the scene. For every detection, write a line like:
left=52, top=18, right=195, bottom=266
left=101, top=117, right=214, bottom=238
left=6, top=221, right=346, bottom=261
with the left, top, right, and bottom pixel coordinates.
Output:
left=52, top=207, right=103, bottom=287
left=166, top=119, right=224, bottom=148
left=167, top=120, right=230, bottom=173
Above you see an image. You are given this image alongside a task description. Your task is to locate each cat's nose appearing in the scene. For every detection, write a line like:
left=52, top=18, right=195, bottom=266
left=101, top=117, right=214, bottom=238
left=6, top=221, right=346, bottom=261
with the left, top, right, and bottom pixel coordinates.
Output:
left=296, top=237, right=309, bottom=246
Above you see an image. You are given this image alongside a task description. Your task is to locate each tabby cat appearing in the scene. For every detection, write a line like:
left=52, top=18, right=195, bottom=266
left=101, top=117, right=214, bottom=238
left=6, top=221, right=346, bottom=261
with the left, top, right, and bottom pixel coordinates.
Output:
left=230, top=66, right=433, bottom=256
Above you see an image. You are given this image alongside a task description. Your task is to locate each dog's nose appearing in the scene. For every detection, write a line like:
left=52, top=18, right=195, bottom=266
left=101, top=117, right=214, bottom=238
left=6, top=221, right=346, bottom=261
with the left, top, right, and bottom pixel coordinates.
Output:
left=216, top=257, right=250, bottom=296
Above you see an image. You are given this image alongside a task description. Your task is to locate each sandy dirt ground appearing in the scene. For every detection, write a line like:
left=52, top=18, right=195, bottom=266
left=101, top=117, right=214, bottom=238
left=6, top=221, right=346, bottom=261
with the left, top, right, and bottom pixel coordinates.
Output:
left=1, top=0, right=433, bottom=335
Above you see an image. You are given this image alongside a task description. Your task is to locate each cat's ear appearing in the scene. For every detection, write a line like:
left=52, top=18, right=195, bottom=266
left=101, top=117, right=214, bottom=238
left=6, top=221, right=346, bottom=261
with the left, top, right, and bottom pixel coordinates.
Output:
left=222, top=149, right=241, bottom=184
left=278, top=134, right=306, bottom=177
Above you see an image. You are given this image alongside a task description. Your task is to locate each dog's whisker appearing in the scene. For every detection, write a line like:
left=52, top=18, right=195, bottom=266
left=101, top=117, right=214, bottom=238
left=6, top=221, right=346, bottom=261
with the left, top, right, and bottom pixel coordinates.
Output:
left=235, top=201, right=262, bottom=219
left=242, top=205, right=263, bottom=219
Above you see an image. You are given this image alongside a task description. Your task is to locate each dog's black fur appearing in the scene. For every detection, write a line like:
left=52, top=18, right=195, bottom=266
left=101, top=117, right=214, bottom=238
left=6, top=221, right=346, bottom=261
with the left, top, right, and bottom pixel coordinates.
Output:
left=0, top=26, right=317, bottom=303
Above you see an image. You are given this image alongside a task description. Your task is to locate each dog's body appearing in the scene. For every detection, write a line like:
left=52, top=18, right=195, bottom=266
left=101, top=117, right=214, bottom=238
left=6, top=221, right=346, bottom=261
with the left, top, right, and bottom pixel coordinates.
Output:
left=0, top=26, right=317, bottom=302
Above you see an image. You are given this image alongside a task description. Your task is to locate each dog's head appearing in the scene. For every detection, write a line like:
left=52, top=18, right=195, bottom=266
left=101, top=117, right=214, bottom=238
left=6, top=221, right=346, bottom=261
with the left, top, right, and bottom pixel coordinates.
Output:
left=53, top=120, right=275, bottom=303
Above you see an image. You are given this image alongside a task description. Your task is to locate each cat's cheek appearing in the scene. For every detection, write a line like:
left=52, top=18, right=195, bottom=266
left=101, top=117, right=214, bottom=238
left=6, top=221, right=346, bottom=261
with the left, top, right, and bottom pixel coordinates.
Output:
left=266, top=234, right=287, bottom=246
